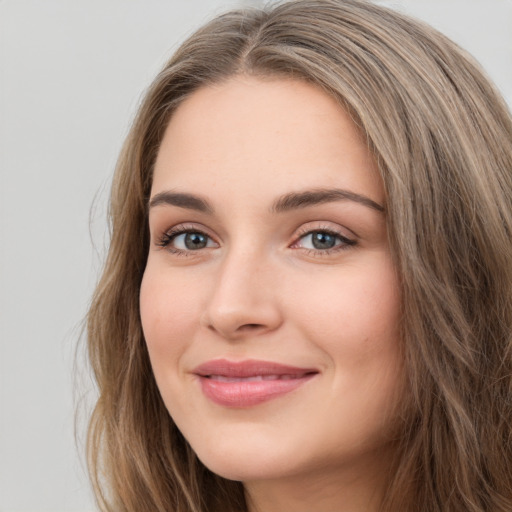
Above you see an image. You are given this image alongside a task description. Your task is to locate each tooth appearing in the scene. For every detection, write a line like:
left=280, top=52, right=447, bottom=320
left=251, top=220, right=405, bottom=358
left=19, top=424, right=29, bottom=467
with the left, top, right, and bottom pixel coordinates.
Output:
left=214, top=376, right=241, bottom=382
left=208, top=373, right=308, bottom=382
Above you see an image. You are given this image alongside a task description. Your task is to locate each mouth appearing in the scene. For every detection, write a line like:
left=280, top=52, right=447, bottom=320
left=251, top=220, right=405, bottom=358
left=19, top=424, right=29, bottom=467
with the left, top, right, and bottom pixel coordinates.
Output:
left=193, top=359, right=319, bottom=407
left=206, top=373, right=311, bottom=382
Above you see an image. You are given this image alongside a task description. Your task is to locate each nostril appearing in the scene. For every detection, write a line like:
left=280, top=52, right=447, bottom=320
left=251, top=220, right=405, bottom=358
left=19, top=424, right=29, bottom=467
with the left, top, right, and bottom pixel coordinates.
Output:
left=239, top=323, right=264, bottom=331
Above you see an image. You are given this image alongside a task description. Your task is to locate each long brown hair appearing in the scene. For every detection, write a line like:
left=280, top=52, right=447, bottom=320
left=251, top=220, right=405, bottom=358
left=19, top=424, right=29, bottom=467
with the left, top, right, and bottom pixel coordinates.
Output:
left=86, top=1, right=512, bottom=510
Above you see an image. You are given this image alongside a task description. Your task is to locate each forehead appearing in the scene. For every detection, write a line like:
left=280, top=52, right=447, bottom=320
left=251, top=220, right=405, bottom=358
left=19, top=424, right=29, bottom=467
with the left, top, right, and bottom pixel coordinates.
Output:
left=152, top=76, right=383, bottom=207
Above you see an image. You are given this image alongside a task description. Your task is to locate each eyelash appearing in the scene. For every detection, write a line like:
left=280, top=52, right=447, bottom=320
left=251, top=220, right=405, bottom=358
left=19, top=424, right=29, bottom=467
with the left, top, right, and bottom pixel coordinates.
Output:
left=292, top=225, right=357, bottom=255
left=155, top=224, right=357, bottom=257
left=155, top=224, right=212, bottom=256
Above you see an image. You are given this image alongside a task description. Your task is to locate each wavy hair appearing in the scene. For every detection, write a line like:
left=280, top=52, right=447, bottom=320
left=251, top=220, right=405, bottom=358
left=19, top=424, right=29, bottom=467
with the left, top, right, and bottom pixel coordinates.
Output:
left=86, top=1, right=512, bottom=510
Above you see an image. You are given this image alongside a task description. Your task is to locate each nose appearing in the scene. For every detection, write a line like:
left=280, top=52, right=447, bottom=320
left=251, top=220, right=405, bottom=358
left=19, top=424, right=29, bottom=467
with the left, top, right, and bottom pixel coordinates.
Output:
left=200, top=248, right=283, bottom=340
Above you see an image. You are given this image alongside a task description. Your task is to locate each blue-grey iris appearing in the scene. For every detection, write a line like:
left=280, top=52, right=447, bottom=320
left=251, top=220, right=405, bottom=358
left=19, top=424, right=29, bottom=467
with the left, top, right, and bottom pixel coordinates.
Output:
left=312, top=232, right=336, bottom=249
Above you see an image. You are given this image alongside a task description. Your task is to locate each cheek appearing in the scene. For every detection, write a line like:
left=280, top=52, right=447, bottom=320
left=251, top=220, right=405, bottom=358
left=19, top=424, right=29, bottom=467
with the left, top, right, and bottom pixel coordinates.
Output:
left=139, top=265, right=209, bottom=425
left=139, top=266, right=200, bottom=366
left=288, top=258, right=403, bottom=424
left=288, top=257, right=401, bottom=353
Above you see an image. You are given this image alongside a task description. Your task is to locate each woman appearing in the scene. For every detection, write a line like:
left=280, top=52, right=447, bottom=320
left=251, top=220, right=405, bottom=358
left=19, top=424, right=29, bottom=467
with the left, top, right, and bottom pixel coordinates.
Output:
left=86, top=0, right=512, bottom=510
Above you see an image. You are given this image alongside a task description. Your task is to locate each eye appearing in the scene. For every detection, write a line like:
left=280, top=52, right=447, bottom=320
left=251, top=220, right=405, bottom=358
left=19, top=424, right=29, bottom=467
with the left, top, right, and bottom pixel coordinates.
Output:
left=294, top=229, right=356, bottom=252
left=157, top=227, right=218, bottom=253
left=173, top=231, right=216, bottom=250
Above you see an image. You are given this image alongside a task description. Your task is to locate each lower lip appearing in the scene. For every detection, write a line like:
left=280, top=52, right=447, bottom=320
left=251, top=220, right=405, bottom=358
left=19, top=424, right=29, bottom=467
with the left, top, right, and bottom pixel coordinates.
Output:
left=198, top=375, right=316, bottom=407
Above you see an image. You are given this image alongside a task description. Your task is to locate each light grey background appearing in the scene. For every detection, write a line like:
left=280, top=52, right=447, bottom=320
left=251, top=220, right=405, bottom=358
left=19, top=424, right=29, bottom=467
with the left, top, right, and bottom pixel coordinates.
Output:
left=0, top=1, right=510, bottom=511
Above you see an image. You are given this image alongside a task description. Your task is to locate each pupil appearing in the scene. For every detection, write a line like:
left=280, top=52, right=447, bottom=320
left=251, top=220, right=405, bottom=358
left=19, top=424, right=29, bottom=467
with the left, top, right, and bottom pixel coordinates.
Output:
left=312, top=232, right=336, bottom=249
left=185, top=233, right=207, bottom=250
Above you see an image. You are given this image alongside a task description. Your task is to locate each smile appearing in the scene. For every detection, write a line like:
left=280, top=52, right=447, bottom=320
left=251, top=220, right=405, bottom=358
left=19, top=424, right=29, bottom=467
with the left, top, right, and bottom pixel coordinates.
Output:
left=209, top=374, right=306, bottom=382
left=193, top=359, right=318, bottom=407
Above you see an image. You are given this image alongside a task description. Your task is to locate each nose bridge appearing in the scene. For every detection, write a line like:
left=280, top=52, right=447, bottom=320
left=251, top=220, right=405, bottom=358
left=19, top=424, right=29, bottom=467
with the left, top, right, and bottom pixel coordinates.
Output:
left=202, top=242, right=281, bottom=338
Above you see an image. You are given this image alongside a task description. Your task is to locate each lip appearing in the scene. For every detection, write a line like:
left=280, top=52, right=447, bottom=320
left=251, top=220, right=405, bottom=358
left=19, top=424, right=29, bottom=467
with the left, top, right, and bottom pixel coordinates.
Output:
left=193, top=359, right=318, bottom=407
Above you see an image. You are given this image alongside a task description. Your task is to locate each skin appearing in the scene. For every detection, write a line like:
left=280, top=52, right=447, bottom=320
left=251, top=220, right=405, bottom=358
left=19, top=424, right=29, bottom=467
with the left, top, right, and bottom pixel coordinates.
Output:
left=140, top=76, right=404, bottom=512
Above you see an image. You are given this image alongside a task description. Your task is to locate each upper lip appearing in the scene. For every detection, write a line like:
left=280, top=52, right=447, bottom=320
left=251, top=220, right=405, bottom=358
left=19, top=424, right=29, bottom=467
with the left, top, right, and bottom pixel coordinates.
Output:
left=193, top=358, right=318, bottom=378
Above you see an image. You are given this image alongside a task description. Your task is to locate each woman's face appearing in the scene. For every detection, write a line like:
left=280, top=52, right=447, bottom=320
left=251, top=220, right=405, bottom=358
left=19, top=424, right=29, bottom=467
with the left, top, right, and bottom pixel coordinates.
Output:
left=140, top=77, right=403, bottom=488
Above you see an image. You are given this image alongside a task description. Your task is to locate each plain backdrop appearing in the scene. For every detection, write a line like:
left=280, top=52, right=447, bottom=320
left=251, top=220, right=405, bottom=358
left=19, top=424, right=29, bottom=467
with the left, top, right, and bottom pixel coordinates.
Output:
left=0, top=1, right=510, bottom=511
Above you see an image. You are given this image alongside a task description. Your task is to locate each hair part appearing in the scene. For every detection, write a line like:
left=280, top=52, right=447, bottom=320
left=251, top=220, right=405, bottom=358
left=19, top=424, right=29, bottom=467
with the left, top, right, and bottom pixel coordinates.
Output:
left=86, top=1, right=512, bottom=510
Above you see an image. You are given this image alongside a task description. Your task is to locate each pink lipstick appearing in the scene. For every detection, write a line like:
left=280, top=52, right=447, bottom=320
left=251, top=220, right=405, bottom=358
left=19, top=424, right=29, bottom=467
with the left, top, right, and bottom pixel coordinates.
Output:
left=193, top=359, right=318, bottom=407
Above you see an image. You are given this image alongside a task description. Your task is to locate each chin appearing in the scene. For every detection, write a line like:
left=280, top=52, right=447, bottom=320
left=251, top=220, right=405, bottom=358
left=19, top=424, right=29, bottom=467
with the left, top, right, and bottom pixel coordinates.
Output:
left=187, top=431, right=299, bottom=482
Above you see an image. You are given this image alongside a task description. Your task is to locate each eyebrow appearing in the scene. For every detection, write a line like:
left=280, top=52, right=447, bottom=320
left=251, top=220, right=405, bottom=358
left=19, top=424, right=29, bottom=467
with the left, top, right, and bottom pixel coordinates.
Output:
left=148, top=188, right=384, bottom=214
left=271, top=188, right=385, bottom=213
left=149, top=191, right=214, bottom=214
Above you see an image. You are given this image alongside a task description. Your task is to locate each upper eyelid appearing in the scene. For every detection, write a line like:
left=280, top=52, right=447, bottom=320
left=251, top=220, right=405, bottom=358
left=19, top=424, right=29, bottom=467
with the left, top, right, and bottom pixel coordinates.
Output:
left=294, top=221, right=357, bottom=240
left=161, top=223, right=217, bottom=239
